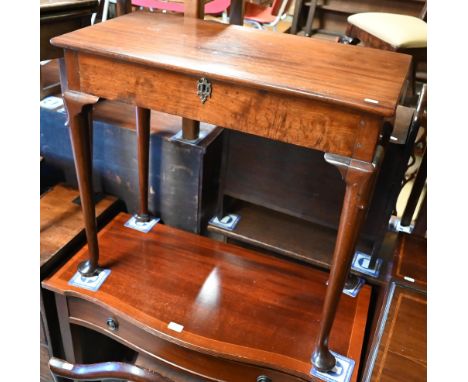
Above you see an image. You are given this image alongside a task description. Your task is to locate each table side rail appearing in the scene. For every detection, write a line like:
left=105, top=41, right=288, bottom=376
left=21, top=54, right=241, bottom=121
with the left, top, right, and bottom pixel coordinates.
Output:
left=65, top=50, right=383, bottom=162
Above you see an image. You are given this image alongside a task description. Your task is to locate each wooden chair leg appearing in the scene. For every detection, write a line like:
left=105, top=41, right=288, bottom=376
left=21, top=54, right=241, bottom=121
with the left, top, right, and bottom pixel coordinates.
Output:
left=290, top=0, right=304, bottom=35
left=229, top=0, right=245, bottom=26
left=115, top=0, right=132, bottom=16
left=401, top=149, right=426, bottom=227
left=312, top=148, right=383, bottom=371
left=186, top=0, right=204, bottom=19
left=63, top=91, right=100, bottom=277
left=136, top=107, right=151, bottom=222
left=304, top=0, right=317, bottom=37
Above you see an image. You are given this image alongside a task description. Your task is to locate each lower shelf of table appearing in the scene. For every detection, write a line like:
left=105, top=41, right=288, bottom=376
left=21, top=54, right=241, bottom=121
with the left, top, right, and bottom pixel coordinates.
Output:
left=43, top=212, right=371, bottom=381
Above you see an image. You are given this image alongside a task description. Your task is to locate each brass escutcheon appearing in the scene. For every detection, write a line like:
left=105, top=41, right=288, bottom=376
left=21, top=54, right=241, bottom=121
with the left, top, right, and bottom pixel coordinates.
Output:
left=197, top=77, right=211, bottom=104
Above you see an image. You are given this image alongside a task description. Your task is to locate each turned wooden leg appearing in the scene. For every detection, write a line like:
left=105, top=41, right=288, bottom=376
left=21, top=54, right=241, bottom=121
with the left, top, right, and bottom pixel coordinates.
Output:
left=115, top=0, right=132, bottom=16
left=290, top=0, right=304, bottom=35
left=136, top=107, right=151, bottom=222
left=186, top=0, right=204, bottom=18
left=304, top=0, right=318, bottom=37
left=312, top=147, right=383, bottom=371
left=40, top=63, right=61, bottom=100
left=63, top=91, right=100, bottom=277
left=229, top=0, right=245, bottom=26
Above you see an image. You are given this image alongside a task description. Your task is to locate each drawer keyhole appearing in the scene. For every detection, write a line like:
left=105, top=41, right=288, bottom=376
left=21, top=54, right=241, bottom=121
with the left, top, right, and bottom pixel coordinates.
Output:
left=257, top=376, right=272, bottom=382
left=106, top=318, right=119, bottom=331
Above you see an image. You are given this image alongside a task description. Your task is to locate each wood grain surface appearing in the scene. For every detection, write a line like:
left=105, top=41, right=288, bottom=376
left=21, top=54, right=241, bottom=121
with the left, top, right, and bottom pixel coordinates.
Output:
left=40, top=184, right=118, bottom=269
left=370, top=285, right=426, bottom=382
left=43, top=212, right=371, bottom=381
left=70, top=50, right=383, bottom=160
left=393, top=233, right=427, bottom=291
left=51, top=11, right=411, bottom=117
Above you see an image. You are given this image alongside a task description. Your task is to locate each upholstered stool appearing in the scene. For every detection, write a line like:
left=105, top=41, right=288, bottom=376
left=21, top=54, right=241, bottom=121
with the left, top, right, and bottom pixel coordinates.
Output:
left=347, top=12, right=427, bottom=50
left=345, top=6, right=427, bottom=96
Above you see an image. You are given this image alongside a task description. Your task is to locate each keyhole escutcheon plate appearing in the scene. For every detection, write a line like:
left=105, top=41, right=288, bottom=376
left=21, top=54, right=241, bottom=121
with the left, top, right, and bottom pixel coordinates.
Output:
left=197, top=77, right=212, bottom=104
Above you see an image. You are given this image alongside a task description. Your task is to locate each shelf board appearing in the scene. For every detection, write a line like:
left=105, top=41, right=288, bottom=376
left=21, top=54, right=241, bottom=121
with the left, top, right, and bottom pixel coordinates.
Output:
left=40, top=184, right=121, bottom=277
left=208, top=201, right=396, bottom=285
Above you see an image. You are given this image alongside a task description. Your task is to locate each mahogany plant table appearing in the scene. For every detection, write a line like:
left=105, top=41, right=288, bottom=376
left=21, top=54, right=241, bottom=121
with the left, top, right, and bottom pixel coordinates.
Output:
left=49, top=11, right=411, bottom=373
left=43, top=212, right=371, bottom=381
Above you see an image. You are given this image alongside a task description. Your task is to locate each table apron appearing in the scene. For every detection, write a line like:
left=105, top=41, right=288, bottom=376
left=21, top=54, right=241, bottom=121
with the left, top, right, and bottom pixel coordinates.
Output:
left=65, top=50, right=382, bottom=162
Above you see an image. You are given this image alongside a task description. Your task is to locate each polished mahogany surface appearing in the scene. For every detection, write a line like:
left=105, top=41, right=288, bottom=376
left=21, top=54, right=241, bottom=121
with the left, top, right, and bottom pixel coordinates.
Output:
left=369, top=284, right=426, bottom=382
left=393, top=233, right=426, bottom=290
left=43, top=213, right=371, bottom=380
left=51, top=11, right=410, bottom=117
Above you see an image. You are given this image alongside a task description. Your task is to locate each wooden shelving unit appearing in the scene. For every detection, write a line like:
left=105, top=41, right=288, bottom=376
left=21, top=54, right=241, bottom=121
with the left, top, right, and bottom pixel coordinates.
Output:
left=208, top=200, right=397, bottom=286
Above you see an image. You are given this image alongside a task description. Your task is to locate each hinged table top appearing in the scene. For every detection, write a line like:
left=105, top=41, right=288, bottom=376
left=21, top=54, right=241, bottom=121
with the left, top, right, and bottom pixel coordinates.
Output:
left=51, top=11, right=411, bottom=117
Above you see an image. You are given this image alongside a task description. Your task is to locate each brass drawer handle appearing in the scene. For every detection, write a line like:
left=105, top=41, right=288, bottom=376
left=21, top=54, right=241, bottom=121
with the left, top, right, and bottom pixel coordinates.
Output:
left=106, top=317, right=119, bottom=331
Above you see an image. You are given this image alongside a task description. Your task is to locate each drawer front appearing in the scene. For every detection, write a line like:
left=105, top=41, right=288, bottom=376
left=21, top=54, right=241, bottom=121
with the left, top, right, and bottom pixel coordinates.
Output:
left=67, top=297, right=306, bottom=382
left=67, top=51, right=381, bottom=162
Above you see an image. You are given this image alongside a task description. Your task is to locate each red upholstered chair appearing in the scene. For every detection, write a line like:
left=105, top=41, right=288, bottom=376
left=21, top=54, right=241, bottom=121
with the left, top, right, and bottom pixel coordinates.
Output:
left=132, top=0, right=230, bottom=17
left=344, top=2, right=427, bottom=96
left=244, top=0, right=291, bottom=30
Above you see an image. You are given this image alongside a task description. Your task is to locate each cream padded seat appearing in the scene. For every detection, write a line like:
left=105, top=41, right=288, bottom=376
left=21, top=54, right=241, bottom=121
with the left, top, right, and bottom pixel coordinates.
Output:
left=348, top=12, right=427, bottom=49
